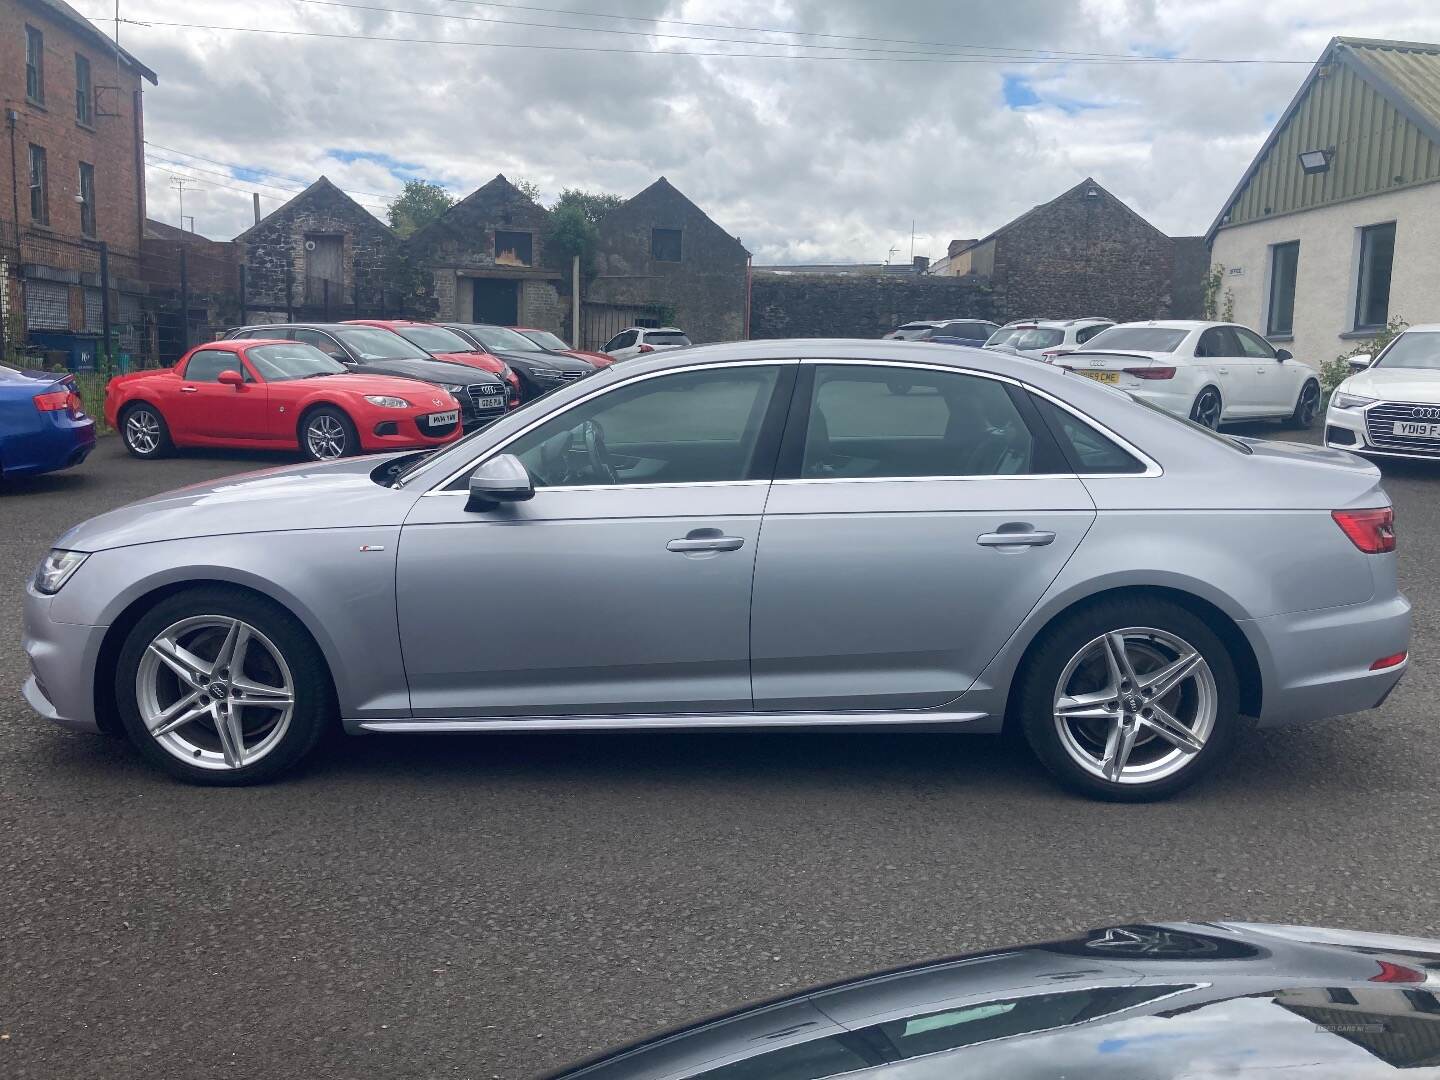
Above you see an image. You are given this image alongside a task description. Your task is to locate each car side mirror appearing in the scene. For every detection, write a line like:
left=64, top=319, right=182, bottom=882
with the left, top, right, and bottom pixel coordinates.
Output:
left=1275, top=349, right=1292, bottom=362
left=466, top=454, right=535, bottom=511
left=1348, top=353, right=1373, bottom=372
left=218, top=369, right=244, bottom=387
left=330, top=352, right=352, bottom=364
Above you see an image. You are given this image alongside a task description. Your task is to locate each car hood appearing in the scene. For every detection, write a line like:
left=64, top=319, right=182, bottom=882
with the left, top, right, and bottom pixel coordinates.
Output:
left=306, top=372, right=462, bottom=401
left=1343, top=365, right=1440, bottom=402
left=551, top=922, right=1440, bottom=1079
left=57, top=456, right=416, bottom=552
left=491, top=349, right=593, bottom=373
left=351, top=356, right=502, bottom=387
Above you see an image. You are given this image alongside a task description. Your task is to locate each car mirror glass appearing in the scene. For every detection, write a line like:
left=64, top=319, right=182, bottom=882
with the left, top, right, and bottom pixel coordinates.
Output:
left=466, top=454, right=535, bottom=511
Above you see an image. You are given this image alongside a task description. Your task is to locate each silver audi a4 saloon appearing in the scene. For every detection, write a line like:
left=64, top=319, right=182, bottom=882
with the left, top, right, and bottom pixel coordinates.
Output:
left=22, top=340, right=1410, bottom=800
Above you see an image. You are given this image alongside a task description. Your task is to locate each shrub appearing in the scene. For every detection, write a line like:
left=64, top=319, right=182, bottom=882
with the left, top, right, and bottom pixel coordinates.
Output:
left=1324, top=315, right=1407, bottom=393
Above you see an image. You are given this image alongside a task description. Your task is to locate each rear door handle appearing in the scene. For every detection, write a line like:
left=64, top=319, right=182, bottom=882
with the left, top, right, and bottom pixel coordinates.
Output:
left=977, top=529, right=1056, bottom=548
left=668, top=536, right=745, bottom=553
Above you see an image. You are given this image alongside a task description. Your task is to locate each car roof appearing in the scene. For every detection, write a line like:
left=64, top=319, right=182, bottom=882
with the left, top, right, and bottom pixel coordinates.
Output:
left=630, top=326, right=685, bottom=333
left=1106, top=320, right=1217, bottom=331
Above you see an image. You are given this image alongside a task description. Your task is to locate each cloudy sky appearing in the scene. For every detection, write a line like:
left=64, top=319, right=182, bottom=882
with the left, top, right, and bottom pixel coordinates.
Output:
left=115, top=0, right=1440, bottom=263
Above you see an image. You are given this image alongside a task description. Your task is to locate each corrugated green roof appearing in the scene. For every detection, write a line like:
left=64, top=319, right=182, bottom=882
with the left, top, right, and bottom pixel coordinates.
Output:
left=1209, top=38, right=1440, bottom=239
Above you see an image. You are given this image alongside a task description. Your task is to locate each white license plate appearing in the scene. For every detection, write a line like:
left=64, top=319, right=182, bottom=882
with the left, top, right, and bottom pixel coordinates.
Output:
left=427, top=409, right=459, bottom=426
left=477, top=395, right=505, bottom=411
left=1392, top=421, right=1440, bottom=438
left=1077, top=370, right=1119, bottom=384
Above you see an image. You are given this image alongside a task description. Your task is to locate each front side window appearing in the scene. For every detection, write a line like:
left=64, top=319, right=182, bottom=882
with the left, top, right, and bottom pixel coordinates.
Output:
left=25, top=25, right=44, bottom=104
left=246, top=343, right=347, bottom=381
left=75, top=54, right=93, bottom=124
left=78, top=162, right=95, bottom=237
left=651, top=227, right=682, bottom=262
left=1267, top=241, right=1299, bottom=336
left=1233, top=327, right=1276, bottom=359
left=184, top=350, right=245, bottom=382
left=799, top=365, right=1054, bottom=479
left=333, top=326, right=429, bottom=360
left=503, top=366, right=782, bottom=488
left=605, top=330, right=638, bottom=351
left=494, top=230, right=532, bottom=266
left=28, top=145, right=48, bottom=224
left=1355, top=222, right=1396, bottom=331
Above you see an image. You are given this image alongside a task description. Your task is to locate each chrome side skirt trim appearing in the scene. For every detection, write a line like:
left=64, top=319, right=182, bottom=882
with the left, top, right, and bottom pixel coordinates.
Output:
left=348, top=709, right=989, bottom=734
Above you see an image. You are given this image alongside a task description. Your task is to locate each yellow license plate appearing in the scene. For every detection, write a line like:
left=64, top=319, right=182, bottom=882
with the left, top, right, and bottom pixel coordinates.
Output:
left=1078, top=370, right=1119, bottom=384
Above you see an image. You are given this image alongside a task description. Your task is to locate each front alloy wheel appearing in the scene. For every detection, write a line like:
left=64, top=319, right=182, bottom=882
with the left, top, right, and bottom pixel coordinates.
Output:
left=304, top=412, right=350, bottom=460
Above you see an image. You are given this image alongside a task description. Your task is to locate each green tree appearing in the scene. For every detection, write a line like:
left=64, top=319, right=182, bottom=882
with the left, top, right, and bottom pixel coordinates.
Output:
left=387, top=179, right=454, bottom=238
left=553, top=187, right=624, bottom=224
left=515, top=177, right=543, bottom=203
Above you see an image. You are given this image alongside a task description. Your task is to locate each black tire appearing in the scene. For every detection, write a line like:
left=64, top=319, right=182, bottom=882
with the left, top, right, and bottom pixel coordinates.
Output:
left=298, top=405, right=358, bottom=461
left=113, top=586, right=334, bottom=785
left=119, top=402, right=173, bottom=459
left=1190, top=387, right=1222, bottom=430
left=1287, top=379, right=1322, bottom=429
left=1015, top=596, right=1242, bottom=802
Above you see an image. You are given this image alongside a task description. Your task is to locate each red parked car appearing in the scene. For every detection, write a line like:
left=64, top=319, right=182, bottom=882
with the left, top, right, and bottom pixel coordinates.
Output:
left=105, top=339, right=465, bottom=462
left=343, top=319, right=522, bottom=400
left=507, top=326, right=614, bottom=367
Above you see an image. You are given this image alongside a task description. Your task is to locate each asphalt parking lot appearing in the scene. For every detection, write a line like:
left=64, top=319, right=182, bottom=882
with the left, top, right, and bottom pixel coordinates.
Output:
left=4, top=431, right=1440, bottom=1080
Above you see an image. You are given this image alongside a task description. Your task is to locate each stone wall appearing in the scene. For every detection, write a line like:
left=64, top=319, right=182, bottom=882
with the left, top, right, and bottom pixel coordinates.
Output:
left=1170, top=236, right=1210, bottom=319
left=750, top=273, right=997, bottom=339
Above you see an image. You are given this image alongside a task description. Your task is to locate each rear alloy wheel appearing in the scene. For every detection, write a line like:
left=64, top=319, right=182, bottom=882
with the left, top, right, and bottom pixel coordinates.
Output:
left=300, top=407, right=357, bottom=461
left=115, top=587, right=333, bottom=785
left=1190, top=387, right=1222, bottom=430
left=1017, top=599, right=1241, bottom=801
left=1288, top=380, right=1321, bottom=429
left=120, top=404, right=172, bottom=459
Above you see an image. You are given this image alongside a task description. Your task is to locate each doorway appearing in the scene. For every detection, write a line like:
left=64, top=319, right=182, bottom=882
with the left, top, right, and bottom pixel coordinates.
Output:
left=472, top=278, right=519, bottom=325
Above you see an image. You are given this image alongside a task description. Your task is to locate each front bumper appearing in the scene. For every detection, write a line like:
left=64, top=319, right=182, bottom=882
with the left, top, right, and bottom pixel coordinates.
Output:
left=1326, top=400, right=1440, bottom=459
left=1246, top=591, right=1411, bottom=728
left=22, top=586, right=108, bottom=734
left=358, top=413, right=467, bottom=452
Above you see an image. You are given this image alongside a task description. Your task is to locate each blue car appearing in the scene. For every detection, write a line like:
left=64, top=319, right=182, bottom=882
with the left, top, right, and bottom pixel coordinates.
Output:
left=920, top=319, right=1002, bottom=348
left=0, top=365, right=97, bottom=480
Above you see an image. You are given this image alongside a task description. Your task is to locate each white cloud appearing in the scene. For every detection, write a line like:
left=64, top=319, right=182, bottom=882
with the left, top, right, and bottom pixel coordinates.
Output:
left=124, top=0, right=1440, bottom=262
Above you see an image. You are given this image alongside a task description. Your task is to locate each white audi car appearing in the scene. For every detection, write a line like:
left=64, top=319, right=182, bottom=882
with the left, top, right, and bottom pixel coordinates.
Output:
left=1059, top=321, right=1322, bottom=429
left=1326, top=324, right=1440, bottom=460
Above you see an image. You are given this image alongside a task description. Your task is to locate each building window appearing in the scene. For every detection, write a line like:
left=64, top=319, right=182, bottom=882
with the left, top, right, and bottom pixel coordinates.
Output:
left=25, top=25, right=45, bottom=105
left=1266, top=241, right=1299, bottom=336
left=78, top=162, right=96, bottom=237
left=75, top=54, right=93, bottom=125
left=651, top=227, right=682, bottom=262
left=1355, top=222, right=1396, bottom=331
left=28, top=145, right=49, bottom=225
left=495, top=230, right=532, bottom=267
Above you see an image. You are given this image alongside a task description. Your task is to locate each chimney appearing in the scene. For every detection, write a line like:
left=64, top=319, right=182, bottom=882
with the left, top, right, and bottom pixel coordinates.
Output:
left=253, top=192, right=262, bottom=225
left=913, top=255, right=929, bottom=272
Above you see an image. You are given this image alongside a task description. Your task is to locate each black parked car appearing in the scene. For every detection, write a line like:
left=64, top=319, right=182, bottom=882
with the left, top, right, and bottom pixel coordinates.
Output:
left=547, top=921, right=1440, bottom=1078
left=225, top=323, right=510, bottom=429
left=919, top=319, right=1001, bottom=348
left=439, top=322, right=596, bottom=399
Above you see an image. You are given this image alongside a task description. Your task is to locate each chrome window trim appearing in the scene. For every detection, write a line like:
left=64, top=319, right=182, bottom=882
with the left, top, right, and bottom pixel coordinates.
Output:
left=420, top=355, right=1162, bottom=494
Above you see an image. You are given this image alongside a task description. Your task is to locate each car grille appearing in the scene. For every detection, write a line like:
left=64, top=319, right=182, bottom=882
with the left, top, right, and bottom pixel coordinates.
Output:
left=465, top=383, right=508, bottom=418
left=557, top=370, right=585, bottom=382
left=1365, top=401, right=1440, bottom=455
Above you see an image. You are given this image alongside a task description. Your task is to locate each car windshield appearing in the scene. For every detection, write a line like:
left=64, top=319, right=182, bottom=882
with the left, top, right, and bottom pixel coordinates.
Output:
left=1375, top=331, right=1440, bottom=370
left=519, top=329, right=570, bottom=351
left=247, top=343, right=348, bottom=380
left=397, top=325, right=479, bottom=354
left=333, top=327, right=430, bottom=360
left=465, top=325, right=540, bottom=351
left=1085, top=327, right=1189, bottom=352
left=985, top=328, right=1025, bottom=347
left=648, top=332, right=691, bottom=347
left=1013, top=328, right=1065, bottom=350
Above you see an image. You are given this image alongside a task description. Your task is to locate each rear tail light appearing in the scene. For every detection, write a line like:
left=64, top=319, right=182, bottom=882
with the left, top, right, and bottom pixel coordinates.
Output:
left=1371, top=960, right=1425, bottom=983
left=34, top=389, right=82, bottom=414
left=1332, top=507, right=1396, bottom=553
left=1370, top=651, right=1408, bottom=670
left=1124, top=367, right=1177, bottom=380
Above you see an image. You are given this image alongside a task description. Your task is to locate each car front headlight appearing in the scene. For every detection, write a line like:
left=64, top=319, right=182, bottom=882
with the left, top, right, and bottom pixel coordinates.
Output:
left=441, top=383, right=465, bottom=394
left=1331, top=391, right=1376, bottom=410
left=364, top=395, right=411, bottom=409
left=34, top=549, right=88, bottom=595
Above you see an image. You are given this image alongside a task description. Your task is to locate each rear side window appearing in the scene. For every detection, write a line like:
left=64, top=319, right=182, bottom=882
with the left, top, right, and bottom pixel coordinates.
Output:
left=605, top=330, right=637, bottom=351
left=647, top=332, right=691, bottom=347
left=1013, top=328, right=1064, bottom=350
left=1076, top=324, right=1109, bottom=344
left=1030, top=395, right=1146, bottom=474
left=796, top=365, right=1063, bottom=478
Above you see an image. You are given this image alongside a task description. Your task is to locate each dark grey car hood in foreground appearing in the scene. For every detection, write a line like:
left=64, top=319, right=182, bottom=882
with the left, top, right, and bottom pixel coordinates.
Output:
left=549, top=922, right=1440, bottom=1079
left=56, top=456, right=414, bottom=552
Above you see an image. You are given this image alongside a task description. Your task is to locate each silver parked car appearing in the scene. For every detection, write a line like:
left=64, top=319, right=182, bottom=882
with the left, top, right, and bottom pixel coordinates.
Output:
left=23, top=341, right=1409, bottom=800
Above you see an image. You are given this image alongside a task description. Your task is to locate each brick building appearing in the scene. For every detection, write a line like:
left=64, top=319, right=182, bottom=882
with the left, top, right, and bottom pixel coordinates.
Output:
left=951, top=178, right=1204, bottom=322
left=234, top=175, right=397, bottom=322
left=1, top=0, right=156, bottom=367
left=406, top=174, right=567, bottom=334
left=586, top=177, right=749, bottom=348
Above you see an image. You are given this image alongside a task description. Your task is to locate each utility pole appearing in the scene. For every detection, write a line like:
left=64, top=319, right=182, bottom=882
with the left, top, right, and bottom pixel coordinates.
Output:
left=169, top=176, right=189, bottom=229
left=910, top=220, right=915, bottom=261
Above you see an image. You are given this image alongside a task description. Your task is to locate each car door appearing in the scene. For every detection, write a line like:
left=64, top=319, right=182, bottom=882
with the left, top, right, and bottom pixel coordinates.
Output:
left=1195, top=326, right=1263, bottom=417
left=750, top=361, right=1096, bottom=712
left=1233, top=326, right=1298, bottom=413
left=171, top=348, right=268, bottom=441
left=395, top=361, right=795, bottom=718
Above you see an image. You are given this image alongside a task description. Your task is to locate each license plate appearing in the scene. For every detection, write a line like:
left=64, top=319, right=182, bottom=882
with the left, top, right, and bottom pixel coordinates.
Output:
left=1392, top=421, right=1440, bottom=438
left=476, top=395, right=505, bottom=411
left=1077, top=370, right=1119, bottom=384
left=426, top=409, right=459, bottom=426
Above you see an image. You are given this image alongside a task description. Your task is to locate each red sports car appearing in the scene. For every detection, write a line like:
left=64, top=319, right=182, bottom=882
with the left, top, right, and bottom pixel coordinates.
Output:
left=105, top=340, right=465, bottom=462
left=508, top=326, right=614, bottom=367
left=343, top=319, right=522, bottom=400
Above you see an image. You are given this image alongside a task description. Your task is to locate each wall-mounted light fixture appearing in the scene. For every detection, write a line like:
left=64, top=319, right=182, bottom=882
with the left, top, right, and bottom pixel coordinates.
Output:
left=1298, top=148, right=1333, bottom=174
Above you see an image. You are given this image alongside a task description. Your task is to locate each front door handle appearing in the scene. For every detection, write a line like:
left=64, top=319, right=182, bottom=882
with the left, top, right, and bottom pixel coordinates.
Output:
left=180, top=386, right=199, bottom=393
left=977, top=528, right=1056, bottom=548
left=668, top=535, right=745, bottom=553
